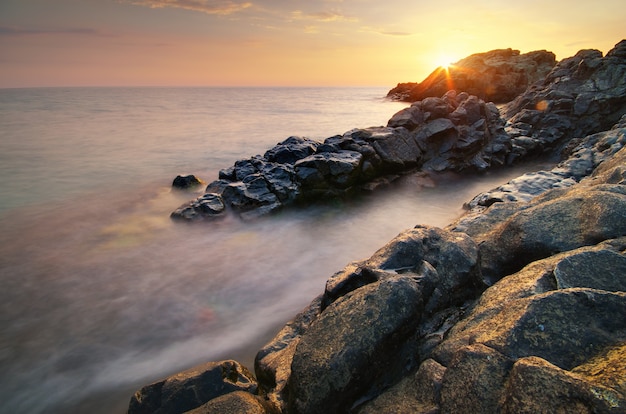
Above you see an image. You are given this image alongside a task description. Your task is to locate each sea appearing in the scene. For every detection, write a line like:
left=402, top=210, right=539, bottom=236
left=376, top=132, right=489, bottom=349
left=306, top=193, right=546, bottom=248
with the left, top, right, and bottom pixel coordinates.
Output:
left=0, top=87, right=551, bottom=413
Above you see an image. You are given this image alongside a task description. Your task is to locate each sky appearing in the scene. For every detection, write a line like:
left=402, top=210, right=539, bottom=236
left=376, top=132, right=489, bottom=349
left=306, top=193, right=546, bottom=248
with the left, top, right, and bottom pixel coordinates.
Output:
left=0, top=0, right=624, bottom=88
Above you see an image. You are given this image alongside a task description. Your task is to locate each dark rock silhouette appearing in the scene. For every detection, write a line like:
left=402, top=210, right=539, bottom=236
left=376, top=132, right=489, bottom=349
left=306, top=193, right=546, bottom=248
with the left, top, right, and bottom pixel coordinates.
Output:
left=387, top=48, right=556, bottom=103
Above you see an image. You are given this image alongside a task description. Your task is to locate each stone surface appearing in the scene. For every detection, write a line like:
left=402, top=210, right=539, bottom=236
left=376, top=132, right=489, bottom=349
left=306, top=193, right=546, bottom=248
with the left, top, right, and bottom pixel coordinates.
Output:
left=288, top=276, right=424, bottom=414
left=387, top=48, right=556, bottom=103
left=503, top=39, right=626, bottom=160
left=127, top=360, right=257, bottom=414
left=172, top=174, right=203, bottom=190
left=183, top=391, right=273, bottom=414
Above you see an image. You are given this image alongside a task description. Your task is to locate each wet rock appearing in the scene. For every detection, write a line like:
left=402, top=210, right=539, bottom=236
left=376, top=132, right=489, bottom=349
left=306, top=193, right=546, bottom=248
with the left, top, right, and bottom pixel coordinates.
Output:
left=172, top=174, right=203, bottom=190
left=294, top=151, right=363, bottom=191
left=174, top=89, right=512, bottom=220
left=387, top=48, right=556, bottom=103
left=170, top=193, right=225, bottom=221
left=264, top=136, right=319, bottom=165
left=127, top=360, right=257, bottom=414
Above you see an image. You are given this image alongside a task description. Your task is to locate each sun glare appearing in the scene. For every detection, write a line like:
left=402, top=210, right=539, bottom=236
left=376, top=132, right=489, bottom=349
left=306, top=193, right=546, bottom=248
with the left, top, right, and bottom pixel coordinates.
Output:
left=435, top=54, right=455, bottom=70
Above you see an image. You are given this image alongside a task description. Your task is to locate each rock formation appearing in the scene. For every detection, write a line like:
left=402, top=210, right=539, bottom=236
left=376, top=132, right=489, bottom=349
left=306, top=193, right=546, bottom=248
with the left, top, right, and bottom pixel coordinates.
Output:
left=387, top=48, right=556, bottom=103
left=171, top=91, right=511, bottom=221
left=131, top=40, right=626, bottom=414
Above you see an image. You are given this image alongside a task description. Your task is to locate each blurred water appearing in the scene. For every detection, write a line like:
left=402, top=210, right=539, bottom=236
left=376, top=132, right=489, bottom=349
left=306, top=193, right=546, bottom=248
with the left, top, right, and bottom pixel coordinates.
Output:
left=0, top=87, right=548, bottom=413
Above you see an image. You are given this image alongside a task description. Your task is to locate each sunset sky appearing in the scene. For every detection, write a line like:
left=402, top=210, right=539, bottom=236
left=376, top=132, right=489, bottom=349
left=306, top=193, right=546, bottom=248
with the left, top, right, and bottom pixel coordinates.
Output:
left=1, top=0, right=624, bottom=88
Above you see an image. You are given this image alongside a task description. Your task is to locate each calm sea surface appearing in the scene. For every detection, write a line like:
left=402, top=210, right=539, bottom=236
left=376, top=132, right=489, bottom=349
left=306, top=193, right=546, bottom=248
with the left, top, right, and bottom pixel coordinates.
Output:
left=0, top=87, right=549, bottom=413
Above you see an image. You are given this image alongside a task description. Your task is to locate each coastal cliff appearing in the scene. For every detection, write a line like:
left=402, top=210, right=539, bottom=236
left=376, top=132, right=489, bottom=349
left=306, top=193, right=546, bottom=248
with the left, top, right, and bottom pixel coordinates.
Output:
left=130, top=40, right=626, bottom=413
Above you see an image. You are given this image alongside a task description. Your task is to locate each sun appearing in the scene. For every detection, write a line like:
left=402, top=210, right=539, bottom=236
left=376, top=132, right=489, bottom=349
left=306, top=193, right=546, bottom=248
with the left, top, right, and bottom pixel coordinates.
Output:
left=434, top=54, right=456, bottom=70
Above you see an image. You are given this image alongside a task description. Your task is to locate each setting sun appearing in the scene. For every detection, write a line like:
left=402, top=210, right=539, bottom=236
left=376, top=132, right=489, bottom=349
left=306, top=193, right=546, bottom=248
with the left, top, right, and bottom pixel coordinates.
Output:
left=434, top=54, right=457, bottom=70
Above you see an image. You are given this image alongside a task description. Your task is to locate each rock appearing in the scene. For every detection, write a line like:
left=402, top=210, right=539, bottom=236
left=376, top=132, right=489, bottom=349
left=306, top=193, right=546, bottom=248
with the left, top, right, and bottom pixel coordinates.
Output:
left=288, top=276, right=424, bottom=414
left=503, top=39, right=626, bottom=154
left=294, top=151, right=363, bottom=191
left=254, top=297, right=322, bottom=413
left=264, top=136, right=319, bottom=165
left=502, top=355, right=626, bottom=413
left=170, top=193, right=225, bottom=221
left=356, top=358, right=445, bottom=414
left=387, top=48, right=556, bottom=103
left=172, top=174, right=203, bottom=190
left=439, top=344, right=513, bottom=413
left=152, top=40, right=626, bottom=414
left=477, top=183, right=626, bottom=282
left=173, top=86, right=516, bottom=220
left=127, top=360, right=257, bottom=414
left=183, top=391, right=273, bottom=414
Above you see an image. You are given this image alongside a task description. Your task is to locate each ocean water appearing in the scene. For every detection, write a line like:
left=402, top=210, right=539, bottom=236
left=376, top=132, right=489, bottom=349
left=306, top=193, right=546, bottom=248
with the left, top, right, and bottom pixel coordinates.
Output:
left=0, top=87, right=549, bottom=413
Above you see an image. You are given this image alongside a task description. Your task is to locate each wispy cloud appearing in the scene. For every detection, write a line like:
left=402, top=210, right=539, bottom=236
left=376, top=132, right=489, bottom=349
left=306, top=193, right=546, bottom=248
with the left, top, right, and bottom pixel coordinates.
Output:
left=0, top=26, right=107, bottom=37
left=291, top=10, right=357, bottom=23
left=360, top=26, right=415, bottom=36
left=121, top=0, right=253, bottom=15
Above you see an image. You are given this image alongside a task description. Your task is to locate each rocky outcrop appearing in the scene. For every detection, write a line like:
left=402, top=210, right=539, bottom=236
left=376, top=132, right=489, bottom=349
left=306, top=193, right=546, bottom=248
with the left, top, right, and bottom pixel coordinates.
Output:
left=172, top=92, right=510, bottom=221
left=133, top=40, right=626, bottom=414
left=387, top=48, right=556, bottom=103
left=504, top=39, right=626, bottom=162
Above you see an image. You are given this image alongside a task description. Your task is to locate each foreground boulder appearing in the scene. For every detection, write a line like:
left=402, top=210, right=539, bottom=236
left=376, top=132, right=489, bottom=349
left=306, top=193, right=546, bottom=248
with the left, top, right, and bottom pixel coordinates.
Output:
left=387, top=48, right=556, bottom=103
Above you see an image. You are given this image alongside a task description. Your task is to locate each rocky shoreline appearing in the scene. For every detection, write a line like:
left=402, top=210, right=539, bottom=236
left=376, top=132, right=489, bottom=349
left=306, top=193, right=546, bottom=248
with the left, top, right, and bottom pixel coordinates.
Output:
left=129, top=40, right=626, bottom=413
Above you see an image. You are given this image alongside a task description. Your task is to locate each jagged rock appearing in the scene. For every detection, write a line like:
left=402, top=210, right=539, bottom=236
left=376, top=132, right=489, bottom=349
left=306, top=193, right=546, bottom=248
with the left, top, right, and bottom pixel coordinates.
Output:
left=127, top=360, right=257, bottom=414
left=263, top=136, right=319, bottom=165
left=170, top=193, right=225, bottom=221
left=173, top=92, right=510, bottom=220
left=294, top=151, right=363, bottom=191
left=503, top=39, right=626, bottom=158
left=387, top=48, right=556, bottom=103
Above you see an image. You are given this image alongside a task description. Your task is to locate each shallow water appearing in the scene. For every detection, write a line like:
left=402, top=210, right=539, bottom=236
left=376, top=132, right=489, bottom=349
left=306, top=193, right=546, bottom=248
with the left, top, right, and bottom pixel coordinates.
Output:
left=0, top=87, right=551, bottom=413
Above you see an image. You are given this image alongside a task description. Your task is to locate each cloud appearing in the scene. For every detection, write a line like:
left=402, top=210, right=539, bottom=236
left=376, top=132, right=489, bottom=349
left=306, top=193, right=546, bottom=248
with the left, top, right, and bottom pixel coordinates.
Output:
left=0, top=26, right=106, bottom=37
left=357, top=26, right=414, bottom=36
left=291, top=10, right=357, bottom=23
left=122, top=0, right=253, bottom=15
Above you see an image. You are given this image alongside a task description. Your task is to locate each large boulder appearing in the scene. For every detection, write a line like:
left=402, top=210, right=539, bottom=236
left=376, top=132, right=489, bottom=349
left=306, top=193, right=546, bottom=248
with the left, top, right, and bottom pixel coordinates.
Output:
left=387, top=48, right=556, bottom=103
left=288, top=276, right=424, bottom=414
